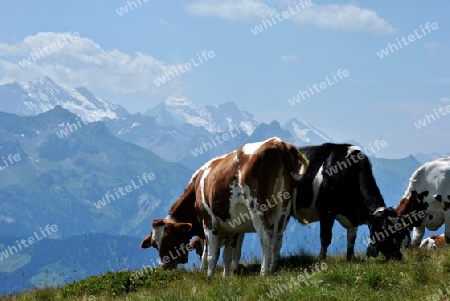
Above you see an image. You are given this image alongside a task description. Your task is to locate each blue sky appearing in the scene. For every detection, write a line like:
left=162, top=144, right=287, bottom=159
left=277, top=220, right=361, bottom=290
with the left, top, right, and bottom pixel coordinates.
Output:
left=0, top=1, right=449, bottom=158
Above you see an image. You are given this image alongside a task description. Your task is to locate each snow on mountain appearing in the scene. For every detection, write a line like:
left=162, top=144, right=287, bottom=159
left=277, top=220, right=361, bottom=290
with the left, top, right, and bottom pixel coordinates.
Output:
left=0, top=76, right=120, bottom=121
left=282, top=118, right=333, bottom=145
left=145, top=96, right=260, bottom=135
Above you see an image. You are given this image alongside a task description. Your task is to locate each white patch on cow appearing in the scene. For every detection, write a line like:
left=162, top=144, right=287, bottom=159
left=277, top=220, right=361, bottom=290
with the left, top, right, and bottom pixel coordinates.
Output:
left=422, top=210, right=445, bottom=231
left=419, top=237, right=436, bottom=249
left=242, top=141, right=265, bottom=155
left=233, top=151, right=239, bottom=163
left=242, top=137, right=280, bottom=155
left=151, top=225, right=165, bottom=249
left=200, top=167, right=220, bottom=231
left=189, top=154, right=228, bottom=184
left=294, top=165, right=322, bottom=223
left=346, top=145, right=361, bottom=157
left=223, top=182, right=256, bottom=233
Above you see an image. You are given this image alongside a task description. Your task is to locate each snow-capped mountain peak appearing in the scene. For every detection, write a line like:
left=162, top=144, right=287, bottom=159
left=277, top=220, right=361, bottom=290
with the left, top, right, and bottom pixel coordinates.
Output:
left=0, top=76, right=121, bottom=121
left=282, top=118, right=333, bottom=145
left=145, top=97, right=260, bottom=135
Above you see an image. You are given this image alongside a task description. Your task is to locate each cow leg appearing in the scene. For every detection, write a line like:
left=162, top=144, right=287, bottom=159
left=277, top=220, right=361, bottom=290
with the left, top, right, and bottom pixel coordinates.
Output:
left=200, top=241, right=208, bottom=270
left=232, top=233, right=244, bottom=270
left=205, top=230, right=221, bottom=277
left=259, top=230, right=273, bottom=275
left=319, top=214, right=335, bottom=260
left=222, top=238, right=233, bottom=277
left=411, top=226, right=425, bottom=247
left=444, top=212, right=450, bottom=244
left=253, top=214, right=272, bottom=275
left=271, top=214, right=290, bottom=272
left=346, top=227, right=357, bottom=261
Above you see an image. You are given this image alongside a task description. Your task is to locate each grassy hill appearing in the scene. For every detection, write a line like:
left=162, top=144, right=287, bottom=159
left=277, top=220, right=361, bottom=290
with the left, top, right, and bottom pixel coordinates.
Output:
left=2, top=247, right=450, bottom=300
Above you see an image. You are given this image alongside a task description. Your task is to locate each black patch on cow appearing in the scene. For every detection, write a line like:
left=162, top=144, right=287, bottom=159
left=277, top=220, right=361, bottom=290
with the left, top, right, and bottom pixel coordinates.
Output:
left=435, top=195, right=442, bottom=202
left=249, top=200, right=255, bottom=209
left=444, top=197, right=450, bottom=211
left=418, top=191, right=429, bottom=201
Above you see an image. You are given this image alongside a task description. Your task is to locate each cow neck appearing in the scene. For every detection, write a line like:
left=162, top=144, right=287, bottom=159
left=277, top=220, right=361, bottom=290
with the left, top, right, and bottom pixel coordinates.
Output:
left=356, top=158, right=387, bottom=218
left=167, top=184, right=198, bottom=224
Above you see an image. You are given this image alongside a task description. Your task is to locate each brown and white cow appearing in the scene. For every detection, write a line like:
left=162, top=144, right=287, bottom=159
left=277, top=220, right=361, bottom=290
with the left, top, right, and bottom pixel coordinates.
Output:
left=396, top=157, right=450, bottom=247
left=141, top=137, right=308, bottom=276
left=420, top=234, right=446, bottom=249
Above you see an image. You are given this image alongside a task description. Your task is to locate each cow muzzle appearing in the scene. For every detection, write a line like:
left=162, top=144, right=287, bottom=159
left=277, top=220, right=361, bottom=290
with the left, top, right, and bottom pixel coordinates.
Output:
left=366, top=244, right=379, bottom=258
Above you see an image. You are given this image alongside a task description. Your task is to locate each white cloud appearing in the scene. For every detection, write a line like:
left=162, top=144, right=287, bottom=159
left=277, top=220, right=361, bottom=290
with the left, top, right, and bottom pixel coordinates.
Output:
left=290, top=4, right=396, bottom=35
left=159, top=19, right=176, bottom=28
left=440, top=97, right=450, bottom=103
left=425, top=41, right=440, bottom=52
left=186, top=1, right=396, bottom=35
left=279, top=53, right=299, bottom=63
left=186, top=0, right=276, bottom=22
left=0, top=32, right=184, bottom=98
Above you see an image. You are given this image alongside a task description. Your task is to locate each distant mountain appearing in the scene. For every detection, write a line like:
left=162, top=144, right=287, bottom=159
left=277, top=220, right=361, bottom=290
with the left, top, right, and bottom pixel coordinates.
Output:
left=144, top=97, right=259, bottom=135
left=370, top=155, right=422, bottom=206
left=0, top=76, right=126, bottom=121
left=0, top=78, right=335, bottom=169
left=413, top=152, right=450, bottom=164
left=0, top=107, right=192, bottom=238
left=282, top=118, right=333, bottom=146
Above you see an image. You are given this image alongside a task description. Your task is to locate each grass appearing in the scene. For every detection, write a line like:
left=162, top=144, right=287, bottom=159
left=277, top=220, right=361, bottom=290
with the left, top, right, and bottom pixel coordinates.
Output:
left=1, top=247, right=450, bottom=301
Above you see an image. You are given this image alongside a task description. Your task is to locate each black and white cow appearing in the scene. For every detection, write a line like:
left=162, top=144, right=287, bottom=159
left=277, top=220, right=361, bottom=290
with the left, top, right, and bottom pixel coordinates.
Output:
left=291, top=143, right=408, bottom=260
left=396, top=157, right=450, bottom=247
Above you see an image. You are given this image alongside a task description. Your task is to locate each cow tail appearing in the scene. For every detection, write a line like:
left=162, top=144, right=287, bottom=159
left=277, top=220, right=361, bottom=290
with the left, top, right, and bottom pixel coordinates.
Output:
left=278, top=142, right=310, bottom=225
left=288, top=144, right=309, bottom=181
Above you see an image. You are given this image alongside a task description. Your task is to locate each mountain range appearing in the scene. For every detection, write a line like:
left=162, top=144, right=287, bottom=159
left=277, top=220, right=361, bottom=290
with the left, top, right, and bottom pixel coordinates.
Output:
left=0, top=76, right=433, bottom=295
left=0, top=77, right=334, bottom=170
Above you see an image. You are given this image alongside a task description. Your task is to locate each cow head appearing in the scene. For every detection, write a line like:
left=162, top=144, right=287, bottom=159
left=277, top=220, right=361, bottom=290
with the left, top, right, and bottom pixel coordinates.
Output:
left=141, top=219, right=193, bottom=269
left=366, top=207, right=410, bottom=260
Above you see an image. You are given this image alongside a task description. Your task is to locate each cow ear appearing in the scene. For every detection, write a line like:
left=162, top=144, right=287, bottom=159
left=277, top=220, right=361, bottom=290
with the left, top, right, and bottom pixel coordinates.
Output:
left=174, top=222, right=192, bottom=233
left=141, top=232, right=154, bottom=249
left=152, top=219, right=166, bottom=227
left=396, top=198, right=408, bottom=215
left=189, top=236, right=204, bottom=255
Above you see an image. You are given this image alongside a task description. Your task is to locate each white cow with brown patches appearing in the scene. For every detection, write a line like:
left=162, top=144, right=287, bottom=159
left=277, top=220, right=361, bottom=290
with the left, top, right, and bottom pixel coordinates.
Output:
left=141, top=137, right=308, bottom=277
left=397, top=157, right=450, bottom=247
left=420, top=234, right=446, bottom=249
